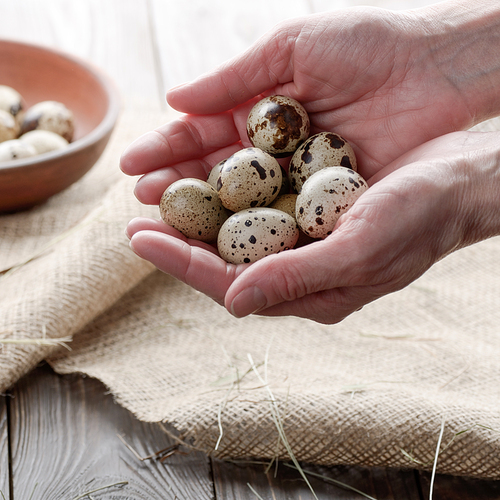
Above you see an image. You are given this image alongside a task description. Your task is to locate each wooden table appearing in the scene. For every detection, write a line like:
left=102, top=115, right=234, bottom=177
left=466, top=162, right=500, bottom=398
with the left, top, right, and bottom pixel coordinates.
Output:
left=1, top=1, right=499, bottom=498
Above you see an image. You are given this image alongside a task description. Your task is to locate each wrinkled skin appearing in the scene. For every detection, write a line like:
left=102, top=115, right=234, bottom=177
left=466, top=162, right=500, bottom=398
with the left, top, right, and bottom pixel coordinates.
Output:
left=121, top=3, right=500, bottom=324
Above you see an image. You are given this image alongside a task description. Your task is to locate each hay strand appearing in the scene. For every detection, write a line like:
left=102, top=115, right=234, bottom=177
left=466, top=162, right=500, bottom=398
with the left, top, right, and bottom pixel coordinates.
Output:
left=284, top=463, right=378, bottom=500
left=71, top=481, right=128, bottom=500
left=429, top=419, right=446, bottom=500
left=0, top=329, right=72, bottom=350
left=247, top=483, right=266, bottom=500
left=248, top=352, right=319, bottom=500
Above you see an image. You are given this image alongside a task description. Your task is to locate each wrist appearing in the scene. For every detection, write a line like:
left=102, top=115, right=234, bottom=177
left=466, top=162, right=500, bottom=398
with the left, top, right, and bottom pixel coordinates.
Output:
left=416, top=0, right=500, bottom=125
left=456, top=131, right=500, bottom=247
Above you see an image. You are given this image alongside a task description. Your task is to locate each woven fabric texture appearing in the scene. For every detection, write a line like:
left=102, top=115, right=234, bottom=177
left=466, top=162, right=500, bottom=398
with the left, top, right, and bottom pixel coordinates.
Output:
left=1, top=102, right=500, bottom=479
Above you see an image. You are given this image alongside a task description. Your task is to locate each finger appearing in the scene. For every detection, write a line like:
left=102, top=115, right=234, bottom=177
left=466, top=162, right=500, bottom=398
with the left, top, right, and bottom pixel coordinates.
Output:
left=133, top=143, right=245, bottom=205
left=129, top=229, right=244, bottom=305
left=120, top=111, right=241, bottom=176
left=224, top=231, right=365, bottom=318
left=166, top=21, right=300, bottom=114
left=127, top=219, right=219, bottom=254
left=134, top=160, right=210, bottom=205
left=126, top=217, right=163, bottom=239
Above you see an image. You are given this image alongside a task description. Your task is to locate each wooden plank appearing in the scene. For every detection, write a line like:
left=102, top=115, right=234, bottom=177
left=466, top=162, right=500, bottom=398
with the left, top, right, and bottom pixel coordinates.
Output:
left=150, top=0, right=312, bottom=92
left=212, top=459, right=422, bottom=499
left=0, top=396, right=10, bottom=500
left=9, top=364, right=213, bottom=500
left=0, top=0, right=162, bottom=106
left=419, top=471, right=500, bottom=500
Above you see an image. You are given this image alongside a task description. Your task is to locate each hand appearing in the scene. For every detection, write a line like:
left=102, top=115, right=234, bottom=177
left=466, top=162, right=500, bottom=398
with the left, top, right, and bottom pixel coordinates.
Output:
left=122, top=2, right=500, bottom=324
left=120, top=2, right=493, bottom=204
left=126, top=131, right=500, bottom=324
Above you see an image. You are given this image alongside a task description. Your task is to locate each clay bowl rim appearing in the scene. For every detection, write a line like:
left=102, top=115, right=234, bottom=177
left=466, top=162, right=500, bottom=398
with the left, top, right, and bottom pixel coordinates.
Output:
left=0, top=38, right=121, bottom=174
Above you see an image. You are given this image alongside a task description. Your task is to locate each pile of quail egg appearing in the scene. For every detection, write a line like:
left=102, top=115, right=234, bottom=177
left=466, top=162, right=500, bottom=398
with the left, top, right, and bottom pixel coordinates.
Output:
left=0, top=84, right=74, bottom=162
left=159, top=95, right=368, bottom=264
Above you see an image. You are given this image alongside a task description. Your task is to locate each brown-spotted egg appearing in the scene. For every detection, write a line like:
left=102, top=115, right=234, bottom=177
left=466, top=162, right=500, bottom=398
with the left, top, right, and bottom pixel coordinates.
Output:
left=289, top=132, right=357, bottom=193
left=0, top=85, right=25, bottom=124
left=207, top=159, right=226, bottom=190
left=296, top=167, right=368, bottom=239
left=268, top=194, right=298, bottom=218
left=0, top=109, right=19, bottom=142
left=21, top=100, right=75, bottom=142
left=19, top=130, right=69, bottom=154
left=160, top=178, right=229, bottom=242
left=217, top=147, right=282, bottom=212
left=246, top=95, right=310, bottom=157
left=0, top=139, right=37, bottom=162
left=269, top=193, right=318, bottom=248
left=217, top=207, right=299, bottom=264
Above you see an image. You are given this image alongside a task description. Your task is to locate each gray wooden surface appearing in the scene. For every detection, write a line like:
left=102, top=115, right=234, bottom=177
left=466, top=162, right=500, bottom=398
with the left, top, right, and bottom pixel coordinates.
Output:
left=3, top=364, right=500, bottom=499
left=1, top=1, right=500, bottom=498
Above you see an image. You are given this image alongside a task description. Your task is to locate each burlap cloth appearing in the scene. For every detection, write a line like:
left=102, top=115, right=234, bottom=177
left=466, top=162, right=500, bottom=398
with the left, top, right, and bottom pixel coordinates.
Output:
left=1, top=99, right=500, bottom=479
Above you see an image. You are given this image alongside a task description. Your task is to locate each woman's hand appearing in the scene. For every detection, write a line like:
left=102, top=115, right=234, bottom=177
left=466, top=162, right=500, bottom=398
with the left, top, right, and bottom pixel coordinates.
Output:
left=127, top=131, right=500, bottom=324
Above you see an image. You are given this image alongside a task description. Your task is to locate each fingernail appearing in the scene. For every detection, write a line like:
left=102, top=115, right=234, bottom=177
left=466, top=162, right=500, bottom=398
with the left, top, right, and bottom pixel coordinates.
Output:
left=230, top=286, right=267, bottom=318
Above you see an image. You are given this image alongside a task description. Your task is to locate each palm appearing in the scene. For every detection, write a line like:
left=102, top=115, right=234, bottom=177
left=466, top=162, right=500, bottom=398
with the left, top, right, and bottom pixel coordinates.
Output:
left=256, top=10, right=473, bottom=179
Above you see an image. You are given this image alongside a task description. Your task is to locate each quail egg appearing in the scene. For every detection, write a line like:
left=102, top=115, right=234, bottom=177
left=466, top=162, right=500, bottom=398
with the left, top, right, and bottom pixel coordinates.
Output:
left=0, top=109, right=19, bottom=142
left=217, top=147, right=282, bottom=212
left=269, top=193, right=317, bottom=248
left=0, top=85, right=25, bottom=124
left=296, top=167, right=368, bottom=239
left=19, top=130, right=69, bottom=155
left=246, top=95, right=310, bottom=157
left=289, top=132, right=357, bottom=193
left=0, top=139, right=37, bottom=162
left=21, top=100, right=75, bottom=142
left=207, top=159, right=226, bottom=190
left=160, top=178, right=229, bottom=242
left=268, top=194, right=298, bottom=219
left=278, top=166, right=291, bottom=195
left=217, top=207, right=299, bottom=264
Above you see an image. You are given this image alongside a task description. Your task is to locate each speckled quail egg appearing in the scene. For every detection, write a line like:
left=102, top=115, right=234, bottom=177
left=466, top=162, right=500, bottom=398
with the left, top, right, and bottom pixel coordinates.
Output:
left=217, top=147, right=282, bottom=212
left=269, top=194, right=298, bottom=219
left=0, top=109, right=20, bottom=142
left=207, top=159, right=226, bottom=190
left=21, top=100, right=75, bottom=142
left=289, top=132, right=357, bottom=193
left=0, top=139, right=37, bottom=162
left=160, top=178, right=230, bottom=242
left=296, top=167, right=368, bottom=239
left=246, top=95, right=310, bottom=157
left=217, top=207, right=299, bottom=264
left=0, top=85, right=25, bottom=124
left=278, top=166, right=291, bottom=195
left=19, top=130, right=69, bottom=155
left=269, top=193, right=318, bottom=248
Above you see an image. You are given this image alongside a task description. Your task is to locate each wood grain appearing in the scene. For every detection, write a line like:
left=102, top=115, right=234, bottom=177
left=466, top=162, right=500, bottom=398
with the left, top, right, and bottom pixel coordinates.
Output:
left=0, top=397, right=10, bottom=499
left=419, top=471, right=500, bottom=500
left=9, top=365, right=213, bottom=500
left=150, top=0, right=311, bottom=92
left=0, top=0, right=161, bottom=106
left=212, top=459, right=422, bottom=500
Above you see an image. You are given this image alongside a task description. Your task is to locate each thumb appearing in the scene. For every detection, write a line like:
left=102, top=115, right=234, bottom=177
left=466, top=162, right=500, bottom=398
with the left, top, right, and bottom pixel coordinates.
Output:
left=224, top=230, right=362, bottom=318
left=166, top=20, right=300, bottom=115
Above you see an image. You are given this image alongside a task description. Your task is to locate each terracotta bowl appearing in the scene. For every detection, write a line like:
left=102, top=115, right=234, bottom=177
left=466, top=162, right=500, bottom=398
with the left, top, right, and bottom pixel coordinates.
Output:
left=0, top=39, right=120, bottom=212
